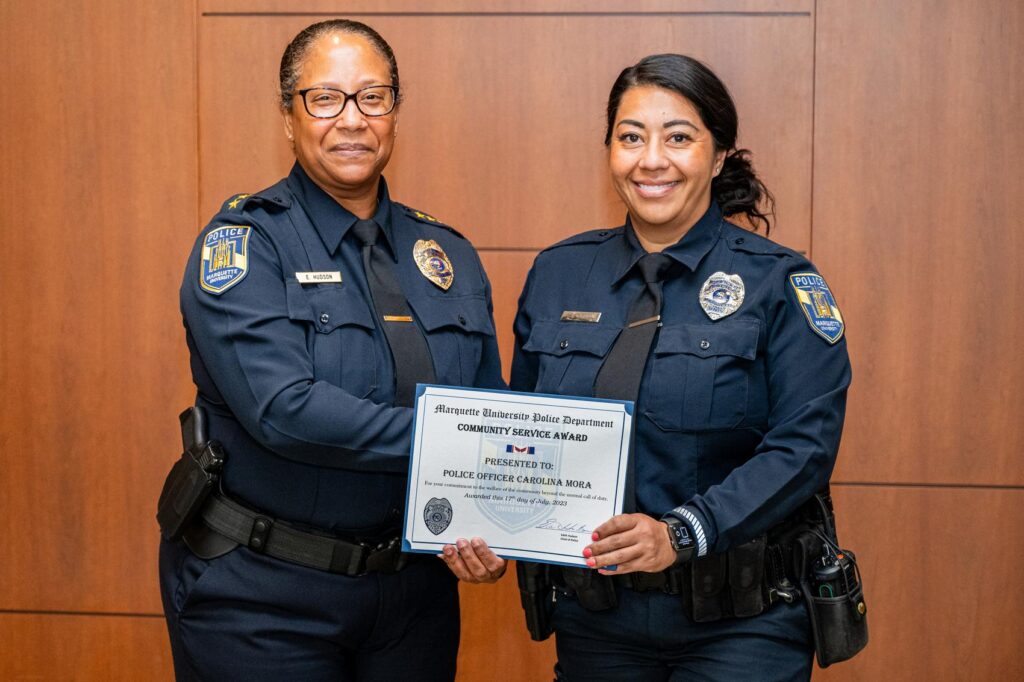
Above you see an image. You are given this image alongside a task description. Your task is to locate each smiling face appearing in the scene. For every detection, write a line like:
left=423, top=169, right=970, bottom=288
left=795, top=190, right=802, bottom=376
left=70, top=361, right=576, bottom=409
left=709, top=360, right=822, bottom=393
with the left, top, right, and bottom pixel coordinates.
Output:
left=608, top=85, right=726, bottom=249
left=283, top=32, right=397, bottom=206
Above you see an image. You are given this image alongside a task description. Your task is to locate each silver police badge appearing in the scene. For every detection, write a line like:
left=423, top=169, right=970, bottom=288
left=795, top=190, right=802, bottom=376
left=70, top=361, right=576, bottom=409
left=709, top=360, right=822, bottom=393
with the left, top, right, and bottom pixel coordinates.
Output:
left=699, top=272, right=745, bottom=320
left=423, top=497, right=453, bottom=535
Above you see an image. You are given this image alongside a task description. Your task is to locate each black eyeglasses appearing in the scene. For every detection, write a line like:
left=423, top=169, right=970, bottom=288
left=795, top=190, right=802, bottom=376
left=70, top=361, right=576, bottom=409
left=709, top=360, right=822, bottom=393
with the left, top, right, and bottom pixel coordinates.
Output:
left=293, top=85, right=398, bottom=118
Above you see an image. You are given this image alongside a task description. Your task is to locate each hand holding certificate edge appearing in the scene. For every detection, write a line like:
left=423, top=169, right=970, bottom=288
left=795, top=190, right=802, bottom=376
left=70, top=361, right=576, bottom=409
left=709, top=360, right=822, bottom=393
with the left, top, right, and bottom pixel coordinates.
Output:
left=584, top=513, right=677, bottom=575
left=438, top=537, right=507, bottom=583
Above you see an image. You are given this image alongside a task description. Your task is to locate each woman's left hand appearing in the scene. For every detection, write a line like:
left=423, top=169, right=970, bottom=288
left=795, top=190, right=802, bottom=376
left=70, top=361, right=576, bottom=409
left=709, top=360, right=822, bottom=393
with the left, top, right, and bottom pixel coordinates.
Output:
left=439, top=537, right=507, bottom=583
left=585, top=514, right=677, bottom=575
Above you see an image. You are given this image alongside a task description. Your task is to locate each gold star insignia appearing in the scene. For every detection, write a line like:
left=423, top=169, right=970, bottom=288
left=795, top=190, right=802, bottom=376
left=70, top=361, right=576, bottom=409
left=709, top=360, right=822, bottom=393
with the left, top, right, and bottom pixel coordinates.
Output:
left=227, top=193, right=250, bottom=209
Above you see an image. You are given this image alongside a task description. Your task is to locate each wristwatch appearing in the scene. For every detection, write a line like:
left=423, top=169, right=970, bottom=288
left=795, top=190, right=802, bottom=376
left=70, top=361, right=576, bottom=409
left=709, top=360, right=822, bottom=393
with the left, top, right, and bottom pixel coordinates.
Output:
left=663, top=516, right=696, bottom=565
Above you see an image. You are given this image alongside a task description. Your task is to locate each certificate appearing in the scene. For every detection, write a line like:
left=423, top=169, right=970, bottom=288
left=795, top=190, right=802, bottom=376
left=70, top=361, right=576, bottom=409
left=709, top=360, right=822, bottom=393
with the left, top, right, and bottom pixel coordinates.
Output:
left=402, top=384, right=633, bottom=567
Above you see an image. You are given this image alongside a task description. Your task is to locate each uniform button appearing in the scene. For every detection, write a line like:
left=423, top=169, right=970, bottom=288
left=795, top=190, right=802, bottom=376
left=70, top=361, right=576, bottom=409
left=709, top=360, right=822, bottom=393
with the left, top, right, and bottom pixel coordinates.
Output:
left=735, top=237, right=745, bottom=245
left=700, top=339, right=711, bottom=350
left=254, top=520, right=268, bottom=532
left=320, top=313, right=330, bottom=325
left=458, top=314, right=467, bottom=325
left=251, top=537, right=263, bottom=548
left=559, top=339, right=569, bottom=350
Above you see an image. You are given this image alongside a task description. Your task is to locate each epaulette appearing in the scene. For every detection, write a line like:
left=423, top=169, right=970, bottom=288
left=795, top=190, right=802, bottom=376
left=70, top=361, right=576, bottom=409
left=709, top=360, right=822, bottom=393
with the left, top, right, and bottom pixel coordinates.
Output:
left=541, top=227, right=620, bottom=254
left=396, top=203, right=465, bottom=239
left=721, top=222, right=792, bottom=257
left=219, top=179, right=292, bottom=214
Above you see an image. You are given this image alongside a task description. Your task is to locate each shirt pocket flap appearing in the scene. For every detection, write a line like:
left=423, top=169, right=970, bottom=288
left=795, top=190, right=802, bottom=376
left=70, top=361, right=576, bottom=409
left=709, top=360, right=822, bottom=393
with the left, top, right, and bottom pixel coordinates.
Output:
left=285, top=280, right=375, bottom=333
left=522, top=320, right=621, bottom=358
left=655, top=322, right=759, bottom=360
left=411, top=296, right=495, bottom=335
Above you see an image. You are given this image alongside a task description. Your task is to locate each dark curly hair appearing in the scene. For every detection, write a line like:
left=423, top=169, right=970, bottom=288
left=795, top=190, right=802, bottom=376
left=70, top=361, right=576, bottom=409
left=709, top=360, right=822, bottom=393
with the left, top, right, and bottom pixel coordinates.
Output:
left=279, top=19, right=401, bottom=111
left=605, top=54, right=774, bottom=232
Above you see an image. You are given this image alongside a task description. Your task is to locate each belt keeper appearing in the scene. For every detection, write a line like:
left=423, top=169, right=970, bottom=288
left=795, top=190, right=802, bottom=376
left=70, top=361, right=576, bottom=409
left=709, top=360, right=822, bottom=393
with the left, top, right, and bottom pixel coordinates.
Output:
left=248, top=516, right=272, bottom=552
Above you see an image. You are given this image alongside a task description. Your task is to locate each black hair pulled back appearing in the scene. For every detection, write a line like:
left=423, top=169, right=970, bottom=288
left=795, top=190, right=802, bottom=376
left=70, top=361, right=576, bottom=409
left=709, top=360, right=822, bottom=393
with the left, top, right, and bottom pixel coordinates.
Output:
left=605, top=54, right=774, bottom=232
left=279, top=19, right=400, bottom=111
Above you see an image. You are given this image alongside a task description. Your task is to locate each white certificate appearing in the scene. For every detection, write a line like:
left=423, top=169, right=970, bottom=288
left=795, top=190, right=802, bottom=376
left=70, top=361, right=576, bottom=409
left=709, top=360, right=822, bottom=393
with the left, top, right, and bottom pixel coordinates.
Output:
left=402, top=384, right=633, bottom=567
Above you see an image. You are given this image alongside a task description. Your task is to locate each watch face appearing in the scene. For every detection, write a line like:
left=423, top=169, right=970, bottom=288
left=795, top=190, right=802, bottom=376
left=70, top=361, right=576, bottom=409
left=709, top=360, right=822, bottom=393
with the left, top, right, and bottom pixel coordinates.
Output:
left=669, top=520, right=694, bottom=550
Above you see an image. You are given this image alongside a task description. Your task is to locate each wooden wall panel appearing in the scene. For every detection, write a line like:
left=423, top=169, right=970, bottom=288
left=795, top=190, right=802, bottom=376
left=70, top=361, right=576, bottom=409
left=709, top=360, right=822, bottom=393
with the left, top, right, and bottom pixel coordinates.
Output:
left=0, top=1, right=197, bottom=613
left=201, top=0, right=815, bottom=16
left=198, top=11, right=813, bottom=252
left=0, top=614, right=172, bottom=681
left=478, top=251, right=536, bottom=379
left=814, top=0, right=1024, bottom=485
left=458, top=565, right=557, bottom=681
left=814, top=485, right=1024, bottom=681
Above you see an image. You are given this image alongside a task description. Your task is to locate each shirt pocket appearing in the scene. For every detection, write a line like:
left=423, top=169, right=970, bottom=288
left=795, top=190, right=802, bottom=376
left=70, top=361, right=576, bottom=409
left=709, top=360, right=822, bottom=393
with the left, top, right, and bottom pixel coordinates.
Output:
left=411, top=295, right=495, bottom=385
left=646, top=321, right=760, bottom=432
left=521, top=320, right=621, bottom=396
left=285, top=280, right=378, bottom=398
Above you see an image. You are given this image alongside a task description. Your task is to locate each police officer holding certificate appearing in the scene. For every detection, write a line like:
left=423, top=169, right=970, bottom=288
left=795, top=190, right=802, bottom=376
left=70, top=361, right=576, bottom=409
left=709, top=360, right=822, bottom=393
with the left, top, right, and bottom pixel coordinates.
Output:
left=506, top=54, right=852, bottom=680
left=157, top=19, right=503, bottom=681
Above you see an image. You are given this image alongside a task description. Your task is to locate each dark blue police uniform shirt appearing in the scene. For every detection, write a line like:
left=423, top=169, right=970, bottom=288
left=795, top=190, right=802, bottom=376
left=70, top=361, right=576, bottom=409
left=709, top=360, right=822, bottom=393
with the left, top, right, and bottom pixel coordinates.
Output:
left=511, top=202, right=851, bottom=555
left=181, top=163, right=504, bottom=536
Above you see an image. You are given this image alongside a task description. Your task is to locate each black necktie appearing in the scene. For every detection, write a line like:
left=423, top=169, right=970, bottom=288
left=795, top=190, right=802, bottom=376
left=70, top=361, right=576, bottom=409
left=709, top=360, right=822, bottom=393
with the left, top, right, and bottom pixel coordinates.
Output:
left=352, top=219, right=436, bottom=407
left=594, top=253, right=675, bottom=400
left=593, top=252, right=675, bottom=512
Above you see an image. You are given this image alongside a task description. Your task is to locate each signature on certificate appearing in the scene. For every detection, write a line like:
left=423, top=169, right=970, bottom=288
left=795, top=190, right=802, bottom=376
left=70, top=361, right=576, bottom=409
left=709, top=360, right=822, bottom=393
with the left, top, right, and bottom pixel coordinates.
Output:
left=535, top=518, right=591, bottom=534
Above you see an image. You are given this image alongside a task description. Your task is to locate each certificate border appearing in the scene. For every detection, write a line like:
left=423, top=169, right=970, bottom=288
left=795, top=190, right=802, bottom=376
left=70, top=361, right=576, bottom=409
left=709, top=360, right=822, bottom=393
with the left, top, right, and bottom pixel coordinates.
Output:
left=402, top=383, right=633, bottom=566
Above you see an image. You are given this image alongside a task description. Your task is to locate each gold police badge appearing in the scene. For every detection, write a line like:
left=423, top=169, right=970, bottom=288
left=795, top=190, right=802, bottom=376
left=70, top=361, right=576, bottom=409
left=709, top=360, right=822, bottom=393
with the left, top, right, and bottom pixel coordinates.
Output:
left=413, top=239, right=454, bottom=290
left=699, top=272, right=745, bottom=320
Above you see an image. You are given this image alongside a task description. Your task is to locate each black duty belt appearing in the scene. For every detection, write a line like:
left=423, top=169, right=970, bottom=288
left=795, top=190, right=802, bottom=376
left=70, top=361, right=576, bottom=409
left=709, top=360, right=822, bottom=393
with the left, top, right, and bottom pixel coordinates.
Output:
left=612, top=568, right=686, bottom=594
left=197, top=494, right=408, bottom=576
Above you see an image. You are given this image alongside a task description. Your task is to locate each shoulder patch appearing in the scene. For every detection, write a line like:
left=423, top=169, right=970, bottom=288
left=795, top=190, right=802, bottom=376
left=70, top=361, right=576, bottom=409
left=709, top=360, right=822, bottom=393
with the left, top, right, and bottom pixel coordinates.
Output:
left=200, top=226, right=251, bottom=295
left=789, top=272, right=844, bottom=343
left=541, top=227, right=620, bottom=253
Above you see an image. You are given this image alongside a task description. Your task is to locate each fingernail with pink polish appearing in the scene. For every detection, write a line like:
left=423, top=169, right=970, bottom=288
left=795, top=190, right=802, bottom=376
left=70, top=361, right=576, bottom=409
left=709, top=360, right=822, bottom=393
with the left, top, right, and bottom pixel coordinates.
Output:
left=582, top=547, right=593, bottom=558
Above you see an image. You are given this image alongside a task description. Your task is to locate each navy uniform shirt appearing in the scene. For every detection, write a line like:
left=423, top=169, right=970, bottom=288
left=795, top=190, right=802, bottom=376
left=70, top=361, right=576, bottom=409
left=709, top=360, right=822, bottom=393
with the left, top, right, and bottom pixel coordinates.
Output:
left=511, top=202, right=851, bottom=555
left=181, top=163, right=504, bottom=536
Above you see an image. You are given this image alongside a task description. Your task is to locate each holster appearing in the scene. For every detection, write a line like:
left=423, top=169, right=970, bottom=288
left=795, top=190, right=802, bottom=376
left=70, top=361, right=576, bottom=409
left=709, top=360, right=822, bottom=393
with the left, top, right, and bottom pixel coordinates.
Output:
left=155, top=407, right=225, bottom=541
left=516, top=561, right=556, bottom=641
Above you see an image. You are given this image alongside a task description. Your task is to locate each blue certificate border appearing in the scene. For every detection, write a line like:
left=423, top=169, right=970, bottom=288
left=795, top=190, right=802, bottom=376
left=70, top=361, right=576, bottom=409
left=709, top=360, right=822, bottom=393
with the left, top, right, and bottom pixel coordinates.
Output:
left=402, top=383, right=633, bottom=566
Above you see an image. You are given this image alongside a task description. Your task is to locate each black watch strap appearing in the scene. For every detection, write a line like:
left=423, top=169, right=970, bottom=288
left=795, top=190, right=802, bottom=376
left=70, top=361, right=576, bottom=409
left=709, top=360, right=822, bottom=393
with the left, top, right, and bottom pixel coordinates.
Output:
left=663, top=516, right=696, bottom=565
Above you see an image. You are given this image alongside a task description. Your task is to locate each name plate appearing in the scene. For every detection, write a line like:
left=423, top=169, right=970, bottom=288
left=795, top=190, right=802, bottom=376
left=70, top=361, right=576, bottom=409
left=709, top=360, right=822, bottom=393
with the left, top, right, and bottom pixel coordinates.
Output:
left=403, top=385, right=633, bottom=567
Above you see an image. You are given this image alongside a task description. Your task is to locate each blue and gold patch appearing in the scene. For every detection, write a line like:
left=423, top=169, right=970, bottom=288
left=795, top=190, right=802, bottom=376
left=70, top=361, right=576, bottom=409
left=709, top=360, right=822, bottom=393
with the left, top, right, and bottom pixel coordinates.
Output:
left=200, top=226, right=251, bottom=294
left=789, top=272, right=844, bottom=344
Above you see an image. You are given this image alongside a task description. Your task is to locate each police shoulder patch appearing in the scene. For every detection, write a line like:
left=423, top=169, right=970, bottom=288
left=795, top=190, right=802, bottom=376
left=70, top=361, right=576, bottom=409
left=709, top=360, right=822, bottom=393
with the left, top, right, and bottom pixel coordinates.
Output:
left=200, top=225, right=251, bottom=295
left=789, top=272, right=844, bottom=343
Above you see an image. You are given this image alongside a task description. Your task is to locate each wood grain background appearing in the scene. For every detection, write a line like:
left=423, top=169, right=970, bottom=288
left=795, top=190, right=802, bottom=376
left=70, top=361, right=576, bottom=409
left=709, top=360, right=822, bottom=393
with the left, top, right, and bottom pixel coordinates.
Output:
left=1, top=0, right=1020, bottom=679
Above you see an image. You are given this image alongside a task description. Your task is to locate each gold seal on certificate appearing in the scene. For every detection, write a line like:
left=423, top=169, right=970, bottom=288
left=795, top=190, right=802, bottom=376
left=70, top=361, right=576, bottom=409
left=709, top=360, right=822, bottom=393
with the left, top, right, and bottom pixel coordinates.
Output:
left=402, top=385, right=633, bottom=567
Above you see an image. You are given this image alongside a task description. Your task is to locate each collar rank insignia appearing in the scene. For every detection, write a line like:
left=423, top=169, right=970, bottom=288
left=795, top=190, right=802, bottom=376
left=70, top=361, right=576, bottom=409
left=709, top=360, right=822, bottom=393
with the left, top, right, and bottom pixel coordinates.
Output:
left=413, top=239, right=454, bottom=290
left=226, top=193, right=250, bottom=210
left=789, top=272, right=844, bottom=344
left=200, top=226, right=251, bottom=295
left=699, top=272, right=745, bottom=320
